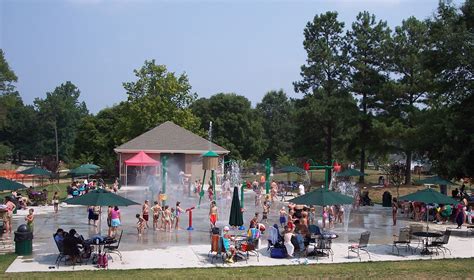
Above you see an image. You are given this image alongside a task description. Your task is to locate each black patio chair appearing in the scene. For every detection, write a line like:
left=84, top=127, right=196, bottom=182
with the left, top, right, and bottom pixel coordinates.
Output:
left=408, top=223, right=424, bottom=251
left=241, top=237, right=259, bottom=263
left=348, top=231, right=371, bottom=261
left=392, top=227, right=412, bottom=255
left=427, top=230, right=452, bottom=257
left=53, top=234, right=66, bottom=267
left=104, top=230, right=123, bottom=261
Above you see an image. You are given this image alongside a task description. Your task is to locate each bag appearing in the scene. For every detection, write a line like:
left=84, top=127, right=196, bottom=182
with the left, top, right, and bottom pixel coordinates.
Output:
left=270, top=247, right=287, bottom=259
left=211, top=227, right=220, bottom=235
left=97, top=253, right=108, bottom=268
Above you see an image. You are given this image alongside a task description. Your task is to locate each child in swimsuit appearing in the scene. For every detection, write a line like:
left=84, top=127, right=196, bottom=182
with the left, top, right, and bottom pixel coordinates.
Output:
left=279, top=207, right=287, bottom=227
left=136, top=214, right=145, bottom=236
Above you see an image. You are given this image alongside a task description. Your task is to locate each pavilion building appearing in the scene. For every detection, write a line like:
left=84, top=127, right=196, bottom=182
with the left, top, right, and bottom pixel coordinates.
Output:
left=114, top=121, right=229, bottom=186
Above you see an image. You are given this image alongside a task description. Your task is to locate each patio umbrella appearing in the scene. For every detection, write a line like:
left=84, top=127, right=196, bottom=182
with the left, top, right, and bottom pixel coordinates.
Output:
left=229, top=186, right=244, bottom=228
left=279, top=165, right=306, bottom=183
left=399, top=187, right=459, bottom=230
left=18, top=167, right=52, bottom=176
left=68, top=166, right=97, bottom=177
left=289, top=187, right=353, bottom=206
left=336, top=168, right=367, bottom=177
left=18, top=167, right=52, bottom=186
left=64, top=188, right=139, bottom=234
left=0, top=177, right=27, bottom=191
left=79, top=164, right=100, bottom=170
left=398, top=187, right=458, bottom=205
left=415, top=176, right=455, bottom=186
left=279, top=165, right=306, bottom=174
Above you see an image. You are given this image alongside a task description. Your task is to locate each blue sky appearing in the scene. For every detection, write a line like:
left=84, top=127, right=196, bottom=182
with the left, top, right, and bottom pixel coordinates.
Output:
left=1, top=0, right=463, bottom=113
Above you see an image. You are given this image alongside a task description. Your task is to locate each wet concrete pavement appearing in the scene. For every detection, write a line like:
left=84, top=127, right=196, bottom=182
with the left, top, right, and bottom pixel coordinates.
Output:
left=3, top=185, right=426, bottom=257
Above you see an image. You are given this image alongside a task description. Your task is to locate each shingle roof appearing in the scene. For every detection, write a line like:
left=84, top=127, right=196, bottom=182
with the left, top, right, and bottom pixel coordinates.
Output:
left=114, top=121, right=229, bottom=154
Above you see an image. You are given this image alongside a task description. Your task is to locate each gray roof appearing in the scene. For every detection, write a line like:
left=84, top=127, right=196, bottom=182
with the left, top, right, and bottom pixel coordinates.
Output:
left=114, top=121, right=229, bottom=154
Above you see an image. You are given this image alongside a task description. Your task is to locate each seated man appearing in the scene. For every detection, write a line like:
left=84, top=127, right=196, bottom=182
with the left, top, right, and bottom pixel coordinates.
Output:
left=63, top=229, right=90, bottom=262
left=54, top=228, right=66, bottom=248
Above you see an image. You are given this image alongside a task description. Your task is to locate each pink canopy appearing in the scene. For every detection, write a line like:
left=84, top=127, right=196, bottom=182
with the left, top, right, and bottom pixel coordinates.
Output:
left=124, top=151, right=159, bottom=166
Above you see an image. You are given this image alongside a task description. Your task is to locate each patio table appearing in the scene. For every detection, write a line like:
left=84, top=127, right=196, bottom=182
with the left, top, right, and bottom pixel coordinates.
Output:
left=412, top=231, right=443, bottom=255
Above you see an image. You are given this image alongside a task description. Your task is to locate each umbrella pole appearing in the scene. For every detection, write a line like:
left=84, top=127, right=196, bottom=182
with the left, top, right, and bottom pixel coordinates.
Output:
left=99, top=206, right=102, bottom=235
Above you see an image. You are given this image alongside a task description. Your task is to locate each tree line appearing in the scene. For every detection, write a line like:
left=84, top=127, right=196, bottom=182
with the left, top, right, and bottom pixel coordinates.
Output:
left=0, top=1, right=472, bottom=183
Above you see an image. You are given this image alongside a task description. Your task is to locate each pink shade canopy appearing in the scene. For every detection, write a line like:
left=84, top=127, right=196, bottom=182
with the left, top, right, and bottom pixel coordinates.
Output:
left=124, top=151, right=159, bottom=166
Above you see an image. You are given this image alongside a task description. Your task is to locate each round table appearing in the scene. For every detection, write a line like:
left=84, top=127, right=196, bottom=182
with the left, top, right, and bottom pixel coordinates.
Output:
left=412, top=231, right=443, bottom=255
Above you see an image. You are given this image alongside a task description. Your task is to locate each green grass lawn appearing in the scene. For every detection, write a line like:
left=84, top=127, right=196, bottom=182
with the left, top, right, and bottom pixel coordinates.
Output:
left=0, top=253, right=472, bottom=279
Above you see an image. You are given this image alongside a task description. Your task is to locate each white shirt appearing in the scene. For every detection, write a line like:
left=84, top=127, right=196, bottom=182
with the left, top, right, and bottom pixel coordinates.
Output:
left=299, top=184, right=305, bottom=195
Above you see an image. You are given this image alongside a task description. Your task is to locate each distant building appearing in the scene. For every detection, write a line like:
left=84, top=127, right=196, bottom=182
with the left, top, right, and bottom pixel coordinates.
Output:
left=114, top=121, right=229, bottom=186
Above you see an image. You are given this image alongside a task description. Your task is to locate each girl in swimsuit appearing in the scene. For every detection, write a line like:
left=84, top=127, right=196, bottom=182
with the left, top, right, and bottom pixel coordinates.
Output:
left=175, top=202, right=184, bottom=230
left=163, top=205, right=171, bottom=232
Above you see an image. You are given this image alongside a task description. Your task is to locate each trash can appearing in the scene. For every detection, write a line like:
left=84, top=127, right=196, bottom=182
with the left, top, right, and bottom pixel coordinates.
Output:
left=382, top=191, right=392, bottom=207
left=14, top=224, right=33, bottom=255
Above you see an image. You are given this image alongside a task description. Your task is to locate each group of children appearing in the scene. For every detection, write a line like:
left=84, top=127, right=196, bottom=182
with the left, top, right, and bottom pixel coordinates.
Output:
left=135, top=200, right=185, bottom=235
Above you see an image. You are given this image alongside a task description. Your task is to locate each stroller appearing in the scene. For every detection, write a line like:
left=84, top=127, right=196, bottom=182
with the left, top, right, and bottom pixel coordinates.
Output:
left=267, top=224, right=287, bottom=258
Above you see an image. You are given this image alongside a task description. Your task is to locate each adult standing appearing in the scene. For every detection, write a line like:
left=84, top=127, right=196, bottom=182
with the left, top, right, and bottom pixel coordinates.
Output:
left=456, top=203, right=465, bottom=229
left=4, top=197, right=16, bottom=233
left=283, top=225, right=295, bottom=257
left=110, top=206, right=121, bottom=237
left=107, top=206, right=113, bottom=237
left=142, top=200, right=150, bottom=229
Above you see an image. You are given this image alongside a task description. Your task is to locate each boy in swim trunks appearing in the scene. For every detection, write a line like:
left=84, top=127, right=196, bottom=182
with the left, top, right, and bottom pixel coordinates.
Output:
left=209, top=201, right=218, bottom=228
left=142, top=200, right=150, bottom=229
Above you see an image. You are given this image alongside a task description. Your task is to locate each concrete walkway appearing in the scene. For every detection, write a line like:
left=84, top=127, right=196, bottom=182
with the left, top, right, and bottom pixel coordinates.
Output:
left=5, top=234, right=474, bottom=273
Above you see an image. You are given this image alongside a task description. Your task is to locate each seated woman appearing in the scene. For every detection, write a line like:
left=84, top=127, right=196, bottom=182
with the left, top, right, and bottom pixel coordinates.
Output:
left=222, top=226, right=236, bottom=263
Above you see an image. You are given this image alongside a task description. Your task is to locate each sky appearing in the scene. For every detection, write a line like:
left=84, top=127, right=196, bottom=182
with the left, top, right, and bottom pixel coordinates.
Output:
left=0, top=0, right=464, bottom=113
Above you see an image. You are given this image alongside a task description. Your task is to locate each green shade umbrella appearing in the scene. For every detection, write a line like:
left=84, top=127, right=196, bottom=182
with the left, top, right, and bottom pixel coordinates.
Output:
left=18, top=167, right=52, bottom=177
left=279, top=165, right=306, bottom=174
left=399, top=187, right=459, bottom=231
left=64, top=188, right=139, bottom=206
left=415, top=176, right=455, bottom=186
left=69, top=166, right=97, bottom=177
left=64, top=188, right=139, bottom=234
left=336, top=168, right=367, bottom=177
left=0, top=177, right=27, bottom=191
left=289, top=187, right=353, bottom=206
left=79, top=163, right=100, bottom=170
left=398, top=187, right=459, bottom=205
left=229, top=186, right=244, bottom=227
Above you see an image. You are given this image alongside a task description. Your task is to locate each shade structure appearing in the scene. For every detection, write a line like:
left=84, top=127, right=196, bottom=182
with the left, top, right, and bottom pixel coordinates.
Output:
left=124, top=151, right=159, bottom=166
left=64, top=188, right=139, bottom=234
left=229, top=186, right=244, bottom=227
left=415, top=176, right=455, bottom=186
left=336, top=168, right=367, bottom=177
left=64, top=188, right=140, bottom=206
left=398, top=188, right=459, bottom=205
left=0, top=177, right=27, bottom=191
left=399, top=187, right=459, bottom=231
left=18, top=167, right=52, bottom=177
left=79, top=164, right=100, bottom=170
left=69, top=166, right=98, bottom=177
left=279, top=165, right=306, bottom=174
left=289, top=187, right=353, bottom=206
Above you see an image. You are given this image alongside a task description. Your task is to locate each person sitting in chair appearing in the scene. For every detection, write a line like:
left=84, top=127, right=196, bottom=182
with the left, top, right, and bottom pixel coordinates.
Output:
left=222, top=226, right=236, bottom=263
left=63, top=229, right=90, bottom=263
